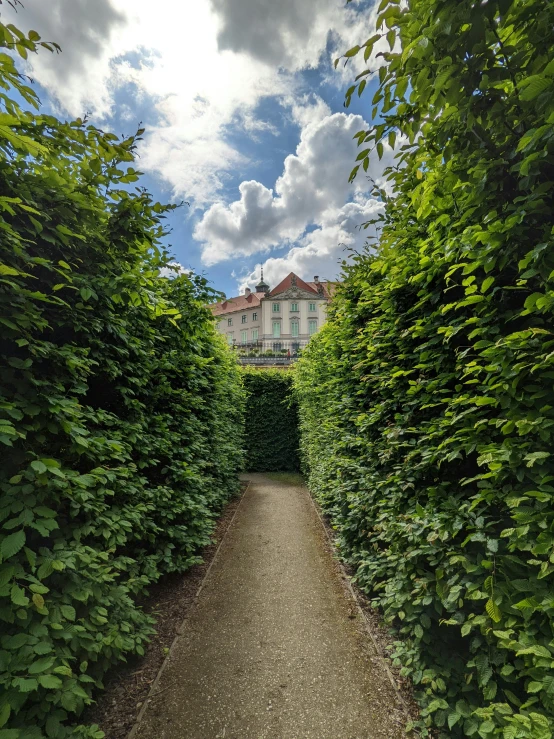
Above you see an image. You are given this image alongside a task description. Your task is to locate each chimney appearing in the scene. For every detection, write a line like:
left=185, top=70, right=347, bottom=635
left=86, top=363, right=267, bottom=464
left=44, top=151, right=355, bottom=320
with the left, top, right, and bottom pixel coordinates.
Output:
left=313, top=275, right=319, bottom=283
left=245, top=287, right=251, bottom=296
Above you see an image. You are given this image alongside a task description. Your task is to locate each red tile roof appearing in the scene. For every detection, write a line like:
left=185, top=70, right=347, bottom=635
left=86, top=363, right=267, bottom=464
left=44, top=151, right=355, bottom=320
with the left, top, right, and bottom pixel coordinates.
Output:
left=269, top=272, right=319, bottom=297
left=210, top=291, right=265, bottom=317
left=306, top=281, right=335, bottom=299
left=210, top=273, right=338, bottom=316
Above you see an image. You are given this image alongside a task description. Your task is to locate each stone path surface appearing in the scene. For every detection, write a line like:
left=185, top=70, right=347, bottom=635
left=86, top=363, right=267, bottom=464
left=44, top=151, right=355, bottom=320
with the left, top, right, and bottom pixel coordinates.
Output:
left=130, top=473, right=405, bottom=739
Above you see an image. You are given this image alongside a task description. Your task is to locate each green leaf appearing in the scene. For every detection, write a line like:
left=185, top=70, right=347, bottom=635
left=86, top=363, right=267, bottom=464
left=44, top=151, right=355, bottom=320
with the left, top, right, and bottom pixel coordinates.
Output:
left=525, top=451, right=550, bottom=467
left=10, top=584, right=29, bottom=607
left=30, top=460, right=47, bottom=474
left=32, top=593, right=45, bottom=609
left=12, top=677, right=38, bottom=693
left=61, top=691, right=77, bottom=712
left=0, top=265, right=19, bottom=276
left=60, top=605, right=76, bottom=621
left=0, top=703, right=10, bottom=729
left=519, top=75, right=552, bottom=101
left=517, top=645, right=551, bottom=659
left=481, top=276, right=494, bottom=292
left=448, top=711, right=461, bottom=729
left=28, top=657, right=55, bottom=674
left=37, top=675, right=63, bottom=689
left=344, top=45, right=361, bottom=58
left=1, top=531, right=26, bottom=559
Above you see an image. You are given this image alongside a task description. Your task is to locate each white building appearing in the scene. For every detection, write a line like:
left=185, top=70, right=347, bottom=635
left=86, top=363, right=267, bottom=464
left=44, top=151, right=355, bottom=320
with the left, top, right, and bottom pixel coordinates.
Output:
left=211, top=271, right=334, bottom=353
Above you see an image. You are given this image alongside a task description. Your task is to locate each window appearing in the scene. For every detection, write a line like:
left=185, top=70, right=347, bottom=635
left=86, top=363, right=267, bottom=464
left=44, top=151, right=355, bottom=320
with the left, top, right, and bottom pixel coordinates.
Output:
left=292, top=342, right=300, bottom=352
left=309, top=302, right=316, bottom=312
left=227, top=317, right=233, bottom=326
left=240, top=330, right=247, bottom=344
left=252, top=312, right=258, bottom=321
left=308, top=319, right=317, bottom=336
left=291, top=321, right=299, bottom=337
left=272, top=321, right=281, bottom=338
left=272, top=342, right=282, bottom=352
left=241, top=314, right=247, bottom=323
left=272, top=303, right=280, bottom=313
left=290, top=302, right=299, bottom=312
left=227, top=333, right=234, bottom=344
left=251, top=328, right=258, bottom=342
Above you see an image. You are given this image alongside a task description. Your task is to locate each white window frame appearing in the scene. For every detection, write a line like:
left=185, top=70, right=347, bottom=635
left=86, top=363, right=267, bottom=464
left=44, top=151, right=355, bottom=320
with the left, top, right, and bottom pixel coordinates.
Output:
left=272, top=321, right=281, bottom=338
left=240, top=330, right=247, bottom=344
left=252, top=312, right=258, bottom=321
left=227, top=317, right=233, bottom=326
left=272, top=303, right=280, bottom=313
left=291, top=321, right=299, bottom=337
left=309, top=302, right=316, bottom=312
left=241, top=314, right=247, bottom=323
left=251, top=328, right=258, bottom=342
left=308, top=319, right=317, bottom=336
left=290, top=302, right=299, bottom=312
left=227, top=333, right=234, bottom=344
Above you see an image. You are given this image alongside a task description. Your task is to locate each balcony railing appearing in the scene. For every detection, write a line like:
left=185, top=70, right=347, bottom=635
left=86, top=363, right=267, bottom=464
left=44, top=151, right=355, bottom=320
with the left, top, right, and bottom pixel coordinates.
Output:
left=230, top=339, right=309, bottom=363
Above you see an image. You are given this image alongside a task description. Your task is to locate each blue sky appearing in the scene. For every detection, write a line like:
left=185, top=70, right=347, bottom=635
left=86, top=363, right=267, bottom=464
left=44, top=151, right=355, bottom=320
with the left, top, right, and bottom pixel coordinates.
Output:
left=3, top=0, right=393, bottom=298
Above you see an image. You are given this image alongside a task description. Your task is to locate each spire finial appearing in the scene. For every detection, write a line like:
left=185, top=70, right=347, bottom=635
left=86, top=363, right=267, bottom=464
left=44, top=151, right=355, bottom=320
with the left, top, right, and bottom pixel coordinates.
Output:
left=255, top=265, right=270, bottom=294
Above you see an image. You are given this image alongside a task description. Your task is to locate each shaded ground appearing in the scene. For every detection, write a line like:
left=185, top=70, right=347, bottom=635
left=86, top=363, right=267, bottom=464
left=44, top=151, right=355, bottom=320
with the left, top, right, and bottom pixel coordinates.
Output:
left=130, top=473, right=407, bottom=739
left=84, top=492, right=245, bottom=739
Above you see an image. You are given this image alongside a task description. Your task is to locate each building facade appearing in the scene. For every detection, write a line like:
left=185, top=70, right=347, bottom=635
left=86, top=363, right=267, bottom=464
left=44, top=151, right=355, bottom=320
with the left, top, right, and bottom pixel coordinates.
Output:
left=211, top=271, right=333, bottom=353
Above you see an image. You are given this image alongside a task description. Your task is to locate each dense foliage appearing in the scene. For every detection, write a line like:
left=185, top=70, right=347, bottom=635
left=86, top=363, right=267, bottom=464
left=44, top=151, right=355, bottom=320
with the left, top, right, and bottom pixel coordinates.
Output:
left=242, top=368, right=300, bottom=473
left=296, top=0, right=554, bottom=737
left=0, top=17, right=244, bottom=739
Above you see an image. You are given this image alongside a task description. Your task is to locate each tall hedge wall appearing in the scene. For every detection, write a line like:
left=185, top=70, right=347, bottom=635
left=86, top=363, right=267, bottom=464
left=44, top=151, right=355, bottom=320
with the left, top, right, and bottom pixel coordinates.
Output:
left=0, top=25, right=244, bottom=739
left=296, top=0, right=554, bottom=737
left=241, top=368, right=300, bottom=472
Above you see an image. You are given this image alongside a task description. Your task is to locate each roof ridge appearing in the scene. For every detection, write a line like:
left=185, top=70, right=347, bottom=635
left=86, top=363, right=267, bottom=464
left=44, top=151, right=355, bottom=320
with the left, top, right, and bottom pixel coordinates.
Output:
left=269, top=271, right=318, bottom=297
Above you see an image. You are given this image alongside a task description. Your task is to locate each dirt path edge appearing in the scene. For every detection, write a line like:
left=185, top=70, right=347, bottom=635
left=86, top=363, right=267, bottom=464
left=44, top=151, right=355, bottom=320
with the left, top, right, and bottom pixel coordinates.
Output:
left=126, top=481, right=250, bottom=739
left=305, top=487, right=416, bottom=726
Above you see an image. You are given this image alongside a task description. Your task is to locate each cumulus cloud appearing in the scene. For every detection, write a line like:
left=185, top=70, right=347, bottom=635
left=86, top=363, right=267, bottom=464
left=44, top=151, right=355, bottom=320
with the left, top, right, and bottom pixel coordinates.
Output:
left=287, top=93, right=332, bottom=130
left=238, top=198, right=382, bottom=292
left=2, top=0, right=292, bottom=204
left=3, top=0, right=374, bottom=207
left=2, top=0, right=127, bottom=116
left=194, top=110, right=394, bottom=265
left=210, top=0, right=365, bottom=72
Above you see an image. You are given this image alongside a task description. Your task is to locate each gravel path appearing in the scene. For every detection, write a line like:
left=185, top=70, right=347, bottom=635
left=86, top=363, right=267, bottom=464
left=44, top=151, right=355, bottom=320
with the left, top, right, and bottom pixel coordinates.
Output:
left=130, top=473, right=406, bottom=739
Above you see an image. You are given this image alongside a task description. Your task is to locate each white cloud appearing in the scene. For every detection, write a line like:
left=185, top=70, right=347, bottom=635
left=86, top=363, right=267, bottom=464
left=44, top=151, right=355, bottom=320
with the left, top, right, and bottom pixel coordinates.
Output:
left=287, top=93, right=332, bottom=130
left=1, top=0, right=127, bottom=116
left=194, top=111, right=393, bottom=266
left=159, top=261, right=190, bottom=278
left=4, top=0, right=373, bottom=207
left=238, top=199, right=382, bottom=292
left=210, top=0, right=367, bottom=72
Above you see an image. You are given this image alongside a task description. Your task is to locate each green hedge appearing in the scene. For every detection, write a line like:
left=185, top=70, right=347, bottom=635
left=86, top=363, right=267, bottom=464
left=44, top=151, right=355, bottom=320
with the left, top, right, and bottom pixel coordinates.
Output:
left=241, top=368, right=300, bottom=472
left=296, top=0, right=554, bottom=737
left=0, top=25, right=244, bottom=739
